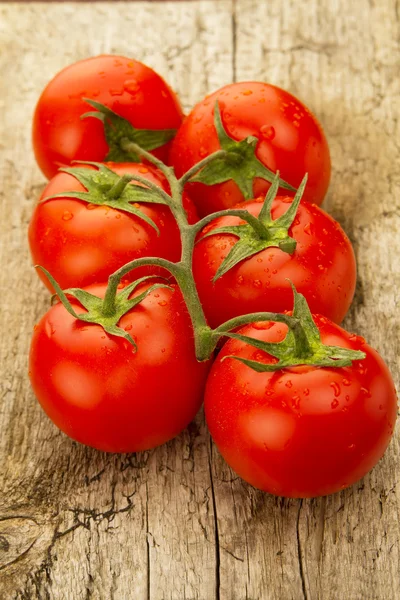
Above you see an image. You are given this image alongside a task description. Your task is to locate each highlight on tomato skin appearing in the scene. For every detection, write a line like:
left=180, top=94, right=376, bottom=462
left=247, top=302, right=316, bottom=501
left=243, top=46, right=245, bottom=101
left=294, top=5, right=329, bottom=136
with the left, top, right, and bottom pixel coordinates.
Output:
left=193, top=195, right=356, bottom=327
left=169, top=81, right=331, bottom=217
left=32, top=55, right=184, bottom=179
left=28, top=162, right=198, bottom=292
left=204, top=317, right=398, bottom=498
left=29, top=282, right=212, bottom=453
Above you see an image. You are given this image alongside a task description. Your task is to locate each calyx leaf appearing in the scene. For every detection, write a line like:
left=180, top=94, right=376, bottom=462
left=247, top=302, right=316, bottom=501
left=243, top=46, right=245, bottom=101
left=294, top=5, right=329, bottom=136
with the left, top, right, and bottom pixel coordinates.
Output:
left=191, top=101, right=296, bottom=199
left=41, top=162, right=170, bottom=233
left=223, top=283, right=366, bottom=372
left=37, top=266, right=172, bottom=349
left=82, top=99, right=177, bottom=162
left=200, top=172, right=308, bottom=281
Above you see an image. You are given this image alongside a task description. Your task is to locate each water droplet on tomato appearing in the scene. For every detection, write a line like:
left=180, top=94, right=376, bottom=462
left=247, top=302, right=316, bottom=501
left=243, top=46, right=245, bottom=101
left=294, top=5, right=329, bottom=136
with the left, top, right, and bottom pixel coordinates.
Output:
left=303, top=388, right=310, bottom=396
left=331, top=399, right=339, bottom=409
left=330, top=381, right=341, bottom=397
left=260, top=125, right=275, bottom=140
left=348, top=443, right=355, bottom=450
left=62, top=211, right=73, bottom=221
left=342, top=378, right=351, bottom=386
left=272, top=269, right=277, bottom=275
left=45, top=321, right=56, bottom=336
left=124, top=79, right=140, bottom=94
left=303, top=222, right=312, bottom=235
left=253, top=321, right=274, bottom=330
left=234, top=274, right=244, bottom=286
left=125, top=324, right=133, bottom=331
left=285, top=380, right=293, bottom=389
left=361, top=387, right=371, bottom=397
left=253, top=279, right=262, bottom=288
left=86, top=204, right=96, bottom=210
left=318, top=264, right=325, bottom=271
left=110, top=88, right=124, bottom=96
left=158, top=300, right=167, bottom=306
left=199, top=146, right=207, bottom=158
left=139, top=167, right=149, bottom=174
left=292, top=395, right=300, bottom=409
left=242, top=90, right=253, bottom=96
left=256, top=257, right=263, bottom=263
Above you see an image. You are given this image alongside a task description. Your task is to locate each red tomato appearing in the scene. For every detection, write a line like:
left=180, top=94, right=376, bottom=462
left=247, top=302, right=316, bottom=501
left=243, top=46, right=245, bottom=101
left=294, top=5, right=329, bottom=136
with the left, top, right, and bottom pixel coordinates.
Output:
left=33, top=55, right=183, bottom=179
left=169, top=82, right=331, bottom=216
left=193, top=196, right=356, bottom=326
left=28, top=162, right=197, bottom=291
left=205, top=318, right=397, bottom=498
left=29, top=283, right=211, bottom=453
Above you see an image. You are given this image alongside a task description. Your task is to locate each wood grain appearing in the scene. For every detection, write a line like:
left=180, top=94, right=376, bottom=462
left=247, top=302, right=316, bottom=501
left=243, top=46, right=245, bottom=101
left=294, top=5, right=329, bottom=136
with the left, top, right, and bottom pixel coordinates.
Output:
left=0, top=1, right=399, bottom=599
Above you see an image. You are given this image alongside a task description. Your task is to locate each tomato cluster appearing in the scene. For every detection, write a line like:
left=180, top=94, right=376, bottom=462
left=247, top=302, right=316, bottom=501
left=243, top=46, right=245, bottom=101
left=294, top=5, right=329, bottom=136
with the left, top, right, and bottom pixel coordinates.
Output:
left=28, top=55, right=397, bottom=498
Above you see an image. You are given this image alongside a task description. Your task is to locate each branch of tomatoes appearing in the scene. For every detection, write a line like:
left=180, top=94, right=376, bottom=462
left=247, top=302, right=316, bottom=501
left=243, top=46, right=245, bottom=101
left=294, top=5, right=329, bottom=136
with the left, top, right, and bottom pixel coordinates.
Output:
left=38, top=126, right=365, bottom=370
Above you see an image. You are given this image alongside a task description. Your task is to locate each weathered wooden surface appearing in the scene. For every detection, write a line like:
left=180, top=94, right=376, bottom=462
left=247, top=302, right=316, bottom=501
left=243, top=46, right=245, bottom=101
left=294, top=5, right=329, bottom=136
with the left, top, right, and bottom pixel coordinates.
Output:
left=0, top=1, right=399, bottom=599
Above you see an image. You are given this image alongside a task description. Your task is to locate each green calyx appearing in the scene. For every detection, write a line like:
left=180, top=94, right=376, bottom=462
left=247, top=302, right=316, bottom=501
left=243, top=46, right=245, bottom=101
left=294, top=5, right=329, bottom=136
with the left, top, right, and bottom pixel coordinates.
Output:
left=198, top=172, right=308, bottom=281
left=82, top=99, right=177, bottom=162
left=190, top=100, right=296, bottom=199
left=38, top=266, right=172, bottom=349
left=222, top=284, right=366, bottom=372
left=41, top=162, right=171, bottom=233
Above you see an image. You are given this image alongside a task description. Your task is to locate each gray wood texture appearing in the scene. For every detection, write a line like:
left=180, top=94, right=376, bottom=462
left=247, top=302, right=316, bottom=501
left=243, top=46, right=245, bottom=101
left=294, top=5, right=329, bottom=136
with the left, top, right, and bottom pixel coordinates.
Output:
left=0, top=1, right=399, bottom=598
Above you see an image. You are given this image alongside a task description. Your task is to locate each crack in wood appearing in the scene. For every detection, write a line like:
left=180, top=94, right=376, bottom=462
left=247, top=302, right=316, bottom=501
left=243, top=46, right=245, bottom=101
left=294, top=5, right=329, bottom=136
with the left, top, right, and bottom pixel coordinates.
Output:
left=296, top=500, right=308, bottom=600
left=208, top=439, right=220, bottom=600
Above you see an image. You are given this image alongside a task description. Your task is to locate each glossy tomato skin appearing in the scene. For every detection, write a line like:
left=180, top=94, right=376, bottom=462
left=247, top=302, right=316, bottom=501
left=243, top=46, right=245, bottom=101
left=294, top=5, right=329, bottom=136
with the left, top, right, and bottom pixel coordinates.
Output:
left=169, top=82, right=331, bottom=217
left=29, top=162, right=197, bottom=292
left=29, top=283, right=211, bottom=453
left=33, top=55, right=183, bottom=179
left=205, top=318, right=397, bottom=498
left=193, top=197, right=356, bottom=327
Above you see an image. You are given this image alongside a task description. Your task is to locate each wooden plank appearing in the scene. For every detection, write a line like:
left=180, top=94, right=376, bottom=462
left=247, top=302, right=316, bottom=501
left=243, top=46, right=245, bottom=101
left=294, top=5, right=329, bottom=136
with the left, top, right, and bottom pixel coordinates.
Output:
left=0, top=1, right=399, bottom=599
left=0, top=3, right=233, bottom=599
left=211, top=1, right=400, bottom=599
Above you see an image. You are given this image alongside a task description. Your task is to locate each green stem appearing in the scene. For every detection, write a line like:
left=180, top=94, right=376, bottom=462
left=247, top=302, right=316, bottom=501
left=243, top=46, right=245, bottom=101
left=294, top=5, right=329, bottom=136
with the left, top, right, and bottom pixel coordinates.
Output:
left=111, top=141, right=315, bottom=363
left=107, top=139, right=220, bottom=361
left=106, top=174, right=134, bottom=199
left=116, top=173, right=172, bottom=204
left=212, top=311, right=312, bottom=358
left=179, top=149, right=228, bottom=185
left=102, top=257, right=178, bottom=317
left=192, top=209, right=269, bottom=239
left=120, top=139, right=168, bottom=172
left=213, top=312, right=295, bottom=334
